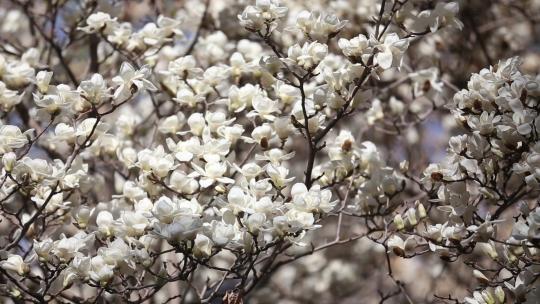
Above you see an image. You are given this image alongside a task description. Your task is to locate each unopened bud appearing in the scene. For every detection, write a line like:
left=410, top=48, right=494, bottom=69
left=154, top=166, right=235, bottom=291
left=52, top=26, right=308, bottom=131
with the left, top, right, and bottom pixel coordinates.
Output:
left=2, top=152, right=16, bottom=172
left=406, top=208, right=417, bottom=226
left=215, top=184, right=227, bottom=194
left=416, top=201, right=427, bottom=219
left=399, top=160, right=409, bottom=172
left=494, top=286, right=505, bottom=303
left=394, top=214, right=405, bottom=230
left=473, top=270, right=489, bottom=285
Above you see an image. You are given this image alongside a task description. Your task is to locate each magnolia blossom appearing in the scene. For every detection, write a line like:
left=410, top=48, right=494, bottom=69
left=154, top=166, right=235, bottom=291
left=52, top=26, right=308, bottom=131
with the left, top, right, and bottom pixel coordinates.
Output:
left=191, top=161, right=234, bottom=188
left=289, top=183, right=335, bottom=214
left=79, top=12, right=117, bottom=34
left=0, top=254, right=29, bottom=276
left=295, top=10, right=347, bottom=41
left=0, top=81, right=22, bottom=111
left=78, top=74, right=110, bottom=105
left=248, top=95, right=280, bottom=121
left=0, top=1, right=537, bottom=303
left=286, top=42, right=328, bottom=70
left=238, top=0, right=288, bottom=33
left=374, top=33, right=409, bottom=69
left=0, top=125, right=29, bottom=153
left=338, top=34, right=371, bottom=59
left=112, top=63, right=157, bottom=101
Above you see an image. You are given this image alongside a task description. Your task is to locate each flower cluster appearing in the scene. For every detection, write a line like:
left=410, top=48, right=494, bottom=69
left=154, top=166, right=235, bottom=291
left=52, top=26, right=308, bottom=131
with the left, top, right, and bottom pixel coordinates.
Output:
left=0, top=0, right=537, bottom=303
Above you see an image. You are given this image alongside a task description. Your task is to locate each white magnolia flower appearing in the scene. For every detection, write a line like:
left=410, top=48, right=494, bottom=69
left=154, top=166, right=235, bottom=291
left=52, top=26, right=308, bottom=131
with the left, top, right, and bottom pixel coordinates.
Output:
left=119, top=211, right=150, bottom=237
left=96, top=210, right=115, bottom=237
left=167, top=172, right=197, bottom=195
left=464, top=287, right=505, bottom=304
left=288, top=183, right=335, bottom=213
left=2, top=151, right=16, bottom=171
left=227, top=186, right=255, bottom=215
left=409, top=67, right=444, bottom=97
left=112, top=62, right=157, bottom=101
left=137, top=146, right=176, bottom=178
left=166, top=138, right=200, bottom=164
left=164, top=55, right=202, bottom=78
left=266, top=165, right=295, bottom=188
left=78, top=74, right=110, bottom=105
left=75, top=118, right=108, bottom=143
left=157, top=15, right=184, bottom=38
left=295, top=10, right=347, bottom=41
left=53, top=232, right=95, bottom=261
left=152, top=196, right=177, bottom=224
left=247, top=95, right=280, bottom=121
left=286, top=42, right=328, bottom=70
left=158, top=113, right=186, bottom=134
left=35, top=70, right=53, bottom=93
left=387, top=234, right=414, bottom=257
left=208, top=220, right=236, bottom=246
left=205, top=111, right=235, bottom=133
left=89, top=256, right=115, bottom=285
left=431, top=2, right=463, bottom=31
left=34, top=84, right=80, bottom=116
left=34, top=239, right=55, bottom=261
left=79, top=12, right=117, bottom=34
left=238, top=0, right=288, bottom=33
left=191, top=161, right=234, bottom=188
left=107, top=22, right=132, bottom=46
left=338, top=34, right=371, bottom=59
left=218, top=124, right=245, bottom=144
left=0, top=125, right=30, bottom=153
left=0, top=81, right=22, bottom=111
left=0, top=254, right=29, bottom=276
left=285, top=209, right=316, bottom=230
left=193, top=234, right=213, bottom=258
left=154, top=215, right=202, bottom=243
left=374, top=33, right=409, bottom=69
left=227, top=84, right=261, bottom=112
left=3, top=61, right=34, bottom=88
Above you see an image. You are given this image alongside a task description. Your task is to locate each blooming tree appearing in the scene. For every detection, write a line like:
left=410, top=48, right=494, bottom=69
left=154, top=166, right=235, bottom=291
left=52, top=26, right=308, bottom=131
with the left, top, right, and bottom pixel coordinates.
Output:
left=0, top=0, right=538, bottom=303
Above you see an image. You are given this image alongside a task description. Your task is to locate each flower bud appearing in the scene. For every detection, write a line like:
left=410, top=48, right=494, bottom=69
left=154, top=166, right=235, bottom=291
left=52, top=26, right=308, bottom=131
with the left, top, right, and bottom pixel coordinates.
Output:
left=193, top=234, right=213, bottom=258
left=416, top=201, right=427, bottom=219
left=0, top=254, right=29, bottom=276
left=63, top=271, right=78, bottom=288
left=406, top=208, right=417, bottom=226
left=399, top=160, right=409, bottom=173
left=394, top=214, right=405, bottom=230
left=2, top=152, right=16, bottom=172
left=36, top=71, right=53, bottom=93
left=9, top=288, right=22, bottom=299
left=215, top=184, right=227, bottom=194
left=480, top=289, right=495, bottom=304
left=478, top=242, right=498, bottom=260
left=274, top=117, right=291, bottom=140
left=74, top=206, right=94, bottom=229
left=473, top=270, right=489, bottom=285
left=494, top=286, right=505, bottom=303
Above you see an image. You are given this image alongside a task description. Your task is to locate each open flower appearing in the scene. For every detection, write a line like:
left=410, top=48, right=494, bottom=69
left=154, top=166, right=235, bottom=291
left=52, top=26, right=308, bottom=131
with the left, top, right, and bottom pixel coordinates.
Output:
left=78, top=74, right=110, bottom=105
left=79, top=12, right=117, bottom=34
left=238, top=0, right=288, bottom=33
left=0, top=125, right=30, bottom=153
left=191, top=161, right=234, bottom=188
left=295, top=10, right=347, bottom=41
left=286, top=42, right=328, bottom=70
left=288, top=183, right=335, bottom=214
left=247, top=95, right=280, bottom=121
left=112, top=62, right=157, bottom=101
left=374, top=33, right=409, bottom=69
left=0, top=81, right=22, bottom=111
